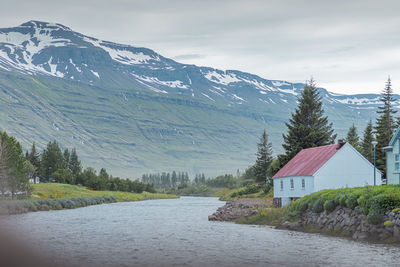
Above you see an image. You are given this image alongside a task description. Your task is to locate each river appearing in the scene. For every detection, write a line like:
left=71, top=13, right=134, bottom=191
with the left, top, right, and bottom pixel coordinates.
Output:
left=1, top=197, right=400, bottom=266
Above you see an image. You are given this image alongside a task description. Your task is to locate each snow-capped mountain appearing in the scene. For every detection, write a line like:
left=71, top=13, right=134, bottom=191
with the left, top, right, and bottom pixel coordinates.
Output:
left=0, top=21, right=397, bottom=176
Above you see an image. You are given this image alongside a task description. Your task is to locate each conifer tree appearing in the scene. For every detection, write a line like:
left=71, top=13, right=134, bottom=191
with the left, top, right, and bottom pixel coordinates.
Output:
left=375, top=77, right=397, bottom=174
left=63, top=148, right=70, bottom=169
left=69, top=148, right=82, bottom=180
left=0, top=131, right=29, bottom=198
left=346, top=124, right=360, bottom=151
left=360, top=120, right=375, bottom=163
left=40, top=141, right=65, bottom=182
left=280, top=79, right=336, bottom=166
left=27, top=142, right=40, bottom=177
left=254, top=130, right=273, bottom=184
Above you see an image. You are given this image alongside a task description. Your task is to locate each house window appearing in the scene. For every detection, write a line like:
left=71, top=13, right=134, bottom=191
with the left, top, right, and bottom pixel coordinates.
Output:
left=280, top=180, right=283, bottom=191
left=290, top=178, right=294, bottom=189
left=395, top=154, right=400, bottom=172
left=302, top=178, right=305, bottom=189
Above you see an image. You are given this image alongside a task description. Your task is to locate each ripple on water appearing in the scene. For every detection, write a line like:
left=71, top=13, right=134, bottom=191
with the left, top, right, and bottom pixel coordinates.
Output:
left=1, top=197, right=400, bottom=267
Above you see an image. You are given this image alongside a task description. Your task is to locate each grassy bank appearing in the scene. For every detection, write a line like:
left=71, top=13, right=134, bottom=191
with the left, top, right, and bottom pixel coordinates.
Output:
left=238, top=185, right=400, bottom=227
left=30, top=183, right=177, bottom=202
left=219, top=184, right=273, bottom=201
left=0, top=183, right=178, bottom=215
left=285, top=185, right=400, bottom=224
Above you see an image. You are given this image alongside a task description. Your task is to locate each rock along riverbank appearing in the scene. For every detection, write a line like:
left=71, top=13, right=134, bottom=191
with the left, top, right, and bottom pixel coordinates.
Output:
left=209, top=200, right=400, bottom=243
left=208, top=198, right=270, bottom=221
left=279, top=205, right=400, bottom=243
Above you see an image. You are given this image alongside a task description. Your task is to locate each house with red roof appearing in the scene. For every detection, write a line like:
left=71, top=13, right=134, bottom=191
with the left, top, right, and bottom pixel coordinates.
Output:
left=273, top=140, right=382, bottom=207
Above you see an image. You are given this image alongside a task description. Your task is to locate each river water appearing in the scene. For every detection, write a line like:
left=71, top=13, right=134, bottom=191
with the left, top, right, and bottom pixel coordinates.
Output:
left=1, top=197, right=400, bottom=266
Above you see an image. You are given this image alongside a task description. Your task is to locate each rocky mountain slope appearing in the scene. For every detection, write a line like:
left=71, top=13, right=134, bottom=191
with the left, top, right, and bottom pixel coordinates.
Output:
left=0, top=21, right=397, bottom=177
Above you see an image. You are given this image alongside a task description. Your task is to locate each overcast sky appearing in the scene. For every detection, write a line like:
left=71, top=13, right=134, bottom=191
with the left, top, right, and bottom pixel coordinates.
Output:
left=1, top=0, right=400, bottom=94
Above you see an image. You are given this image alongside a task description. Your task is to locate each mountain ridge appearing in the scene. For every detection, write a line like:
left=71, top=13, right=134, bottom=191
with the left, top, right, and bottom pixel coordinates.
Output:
left=0, top=20, right=397, bottom=177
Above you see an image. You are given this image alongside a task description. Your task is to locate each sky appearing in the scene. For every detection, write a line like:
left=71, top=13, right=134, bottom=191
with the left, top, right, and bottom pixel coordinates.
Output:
left=1, top=0, right=400, bottom=94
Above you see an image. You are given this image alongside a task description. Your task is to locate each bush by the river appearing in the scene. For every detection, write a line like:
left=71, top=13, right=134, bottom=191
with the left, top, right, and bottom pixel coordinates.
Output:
left=286, top=185, right=400, bottom=224
left=1, top=196, right=117, bottom=214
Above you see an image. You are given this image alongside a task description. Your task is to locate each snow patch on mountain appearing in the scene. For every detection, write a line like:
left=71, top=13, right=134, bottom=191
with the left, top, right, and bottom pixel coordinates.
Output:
left=202, top=93, right=215, bottom=102
left=272, top=81, right=290, bottom=87
left=83, top=37, right=158, bottom=65
left=335, top=97, right=381, bottom=105
left=91, top=70, right=100, bottom=79
left=204, top=70, right=241, bottom=85
left=131, top=73, right=188, bottom=89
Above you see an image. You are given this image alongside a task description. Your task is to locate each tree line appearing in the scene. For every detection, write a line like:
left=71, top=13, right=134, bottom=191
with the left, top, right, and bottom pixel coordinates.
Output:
left=343, top=78, right=398, bottom=175
left=140, top=172, right=239, bottom=189
left=0, top=131, right=30, bottom=198
left=251, top=77, right=398, bottom=186
left=25, top=140, right=154, bottom=193
left=141, top=171, right=190, bottom=189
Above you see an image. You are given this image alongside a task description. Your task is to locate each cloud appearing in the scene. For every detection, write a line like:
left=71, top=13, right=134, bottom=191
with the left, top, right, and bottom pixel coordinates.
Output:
left=171, top=54, right=206, bottom=61
left=1, top=0, right=400, bottom=94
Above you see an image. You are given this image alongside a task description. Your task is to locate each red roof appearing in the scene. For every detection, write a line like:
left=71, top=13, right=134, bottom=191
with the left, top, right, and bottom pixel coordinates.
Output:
left=273, top=144, right=344, bottom=178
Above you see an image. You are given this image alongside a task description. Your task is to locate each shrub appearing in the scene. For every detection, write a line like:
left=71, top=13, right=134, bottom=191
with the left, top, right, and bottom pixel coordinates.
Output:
left=312, top=198, right=324, bottom=213
left=367, top=203, right=384, bottom=225
left=393, top=208, right=400, bottom=213
left=345, top=194, right=359, bottom=209
left=384, top=220, right=394, bottom=227
left=323, top=200, right=337, bottom=213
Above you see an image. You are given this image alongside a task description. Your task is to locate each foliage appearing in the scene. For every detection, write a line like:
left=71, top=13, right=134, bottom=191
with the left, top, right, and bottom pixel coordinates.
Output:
left=346, top=124, right=360, bottom=151
left=205, top=174, right=238, bottom=188
left=280, top=78, right=336, bottom=167
left=24, top=139, right=153, bottom=194
left=286, top=185, right=400, bottom=225
left=39, top=140, right=65, bottom=182
left=384, top=220, right=394, bottom=227
left=0, top=131, right=30, bottom=198
left=26, top=142, right=40, bottom=177
left=141, top=171, right=190, bottom=189
left=360, top=120, right=375, bottom=163
left=236, top=207, right=287, bottom=226
left=323, top=199, right=337, bottom=213
left=228, top=184, right=262, bottom=199
left=1, top=196, right=117, bottom=214
left=29, top=183, right=177, bottom=202
left=166, top=184, right=213, bottom=197
left=375, top=77, right=397, bottom=175
left=52, top=168, right=75, bottom=184
left=253, top=130, right=273, bottom=184
left=312, top=198, right=324, bottom=213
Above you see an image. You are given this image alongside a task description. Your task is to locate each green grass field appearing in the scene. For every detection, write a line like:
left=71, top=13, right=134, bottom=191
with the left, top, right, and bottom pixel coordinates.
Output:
left=30, top=183, right=178, bottom=202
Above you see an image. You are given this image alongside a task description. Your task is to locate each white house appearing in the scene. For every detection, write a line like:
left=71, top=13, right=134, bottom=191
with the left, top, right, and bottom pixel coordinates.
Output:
left=383, top=126, right=400, bottom=184
left=273, top=141, right=382, bottom=207
left=29, top=177, right=40, bottom=184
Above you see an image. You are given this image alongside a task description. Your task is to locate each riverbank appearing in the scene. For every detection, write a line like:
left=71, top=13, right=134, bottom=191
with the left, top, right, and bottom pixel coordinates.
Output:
left=208, top=198, right=272, bottom=221
left=0, top=183, right=178, bottom=215
left=210, top=185, right=400, bottom=243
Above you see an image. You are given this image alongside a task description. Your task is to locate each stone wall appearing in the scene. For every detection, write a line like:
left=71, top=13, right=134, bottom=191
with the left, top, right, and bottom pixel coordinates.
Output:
left=280, top=206, right=400, bottom=242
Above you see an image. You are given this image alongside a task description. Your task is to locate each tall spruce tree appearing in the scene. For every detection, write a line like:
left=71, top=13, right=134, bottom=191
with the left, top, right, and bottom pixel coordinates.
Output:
left=63, top=148, right=70, bottom=169
left=40, top=141, right=65, bottom=182
left=280, top=79, right=336, bottom=166
left=69, top=148, right=82, bottom=180
left=360, top=120, right=375, bottom=163
left=346, top=124, right=360, bottom=151
left=27, top=142, right=40, bottom=177
left=375, top=77, right=397, bottom=174
left=254, top=130, right=273, bottom=184
left=0, top=131, right=30, bottom=198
